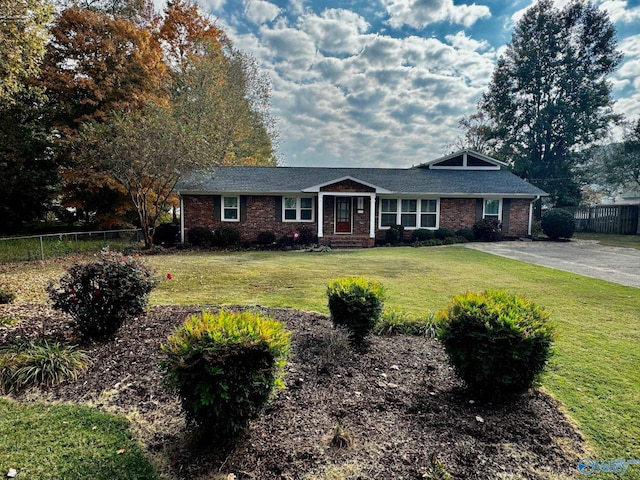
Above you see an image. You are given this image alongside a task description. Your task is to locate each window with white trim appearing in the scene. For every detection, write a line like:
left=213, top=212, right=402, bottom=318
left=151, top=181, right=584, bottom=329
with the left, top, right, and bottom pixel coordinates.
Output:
left=379, top=198, right=439, bottom=229
left=483, top=199, right=501, bottom=221
left=283, top=196, right=314, bottom=222
left=420, top=199, right=438, bottom=228
left=222, top=196, right=239, bottom=221
left=401, top=199, right=417, bottom=227
left=380, top=199, right=398, bottom=227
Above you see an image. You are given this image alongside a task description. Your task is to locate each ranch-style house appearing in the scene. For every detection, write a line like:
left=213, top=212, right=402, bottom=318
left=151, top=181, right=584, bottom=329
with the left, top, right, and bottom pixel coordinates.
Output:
left=176, top=149, right=548, bottom=248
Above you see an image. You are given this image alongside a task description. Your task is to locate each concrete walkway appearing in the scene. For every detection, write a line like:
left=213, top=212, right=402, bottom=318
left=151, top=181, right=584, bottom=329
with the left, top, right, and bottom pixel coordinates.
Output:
left=465, top=239, right=640, bottom=288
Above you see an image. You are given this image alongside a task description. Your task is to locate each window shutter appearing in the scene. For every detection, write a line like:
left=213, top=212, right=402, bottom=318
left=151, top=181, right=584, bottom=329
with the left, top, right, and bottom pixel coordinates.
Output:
left=240, top=196, right=247, bottom=222
left=275, top=197, right=282, bottom=221
left=475, top=199, right=483, bottom=222
left=502, top=198, right=511, bottom=232
left=213, top=195, right=221, bottom=221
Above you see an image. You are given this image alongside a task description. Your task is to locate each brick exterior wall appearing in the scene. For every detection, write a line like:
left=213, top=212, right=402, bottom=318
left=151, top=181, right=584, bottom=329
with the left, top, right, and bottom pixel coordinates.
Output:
left=182, top=194, right=533, bottom=244
left=440, top=198, right=477, bottom=232
left=183, top=195, right=311, bottom=242
left=505, top=199, right=531, bottom=237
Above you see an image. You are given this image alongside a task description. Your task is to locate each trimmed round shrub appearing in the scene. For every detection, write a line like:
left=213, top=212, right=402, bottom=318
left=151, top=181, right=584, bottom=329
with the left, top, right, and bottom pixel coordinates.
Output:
left=436, top=290, right=555, bottom=400
left=153, top=223, right=180, bottom=247
left=385, top=225, right=404, bottom=245
left=187, top=226, right=214, bottom=247
left=434, top=228, right=455, bottom=240
left=541, top=208, right=575, bottom=240
left=213, top=225, right=241, bottom=248
left=472, top=219, right=502, bottom=241
left=48, top=250, right=156, bottom=338
left=455, top=228, right=475, bottom=241
left=161, top=309, right=290, bottom=443
left=327, top=277, right=386, bottom=345
left=411, top=228, right=435, bottom=242
left=256, top=231, right=276, bottom=246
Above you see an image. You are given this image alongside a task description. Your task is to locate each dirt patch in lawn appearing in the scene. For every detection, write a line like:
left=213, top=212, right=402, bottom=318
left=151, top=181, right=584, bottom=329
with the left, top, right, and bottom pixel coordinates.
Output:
left=0, top=304, right=587, bottom=479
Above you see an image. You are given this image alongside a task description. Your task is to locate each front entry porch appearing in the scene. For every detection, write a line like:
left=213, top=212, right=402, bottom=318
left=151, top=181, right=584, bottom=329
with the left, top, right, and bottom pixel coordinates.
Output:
left=316, top=193, right=377, bottom=247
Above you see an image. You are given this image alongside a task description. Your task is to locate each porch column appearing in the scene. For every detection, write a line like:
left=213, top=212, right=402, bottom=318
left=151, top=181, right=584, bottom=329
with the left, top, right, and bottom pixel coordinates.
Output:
left=180, top=196, right=185, bottom=243
left=369, top=194, right=376, bottom=238
left=317, top=192, right=324, bottom=238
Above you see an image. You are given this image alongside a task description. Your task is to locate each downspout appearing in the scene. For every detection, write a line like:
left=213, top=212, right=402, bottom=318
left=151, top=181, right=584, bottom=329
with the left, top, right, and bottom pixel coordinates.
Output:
left=528, top=195, right=540, bottom=237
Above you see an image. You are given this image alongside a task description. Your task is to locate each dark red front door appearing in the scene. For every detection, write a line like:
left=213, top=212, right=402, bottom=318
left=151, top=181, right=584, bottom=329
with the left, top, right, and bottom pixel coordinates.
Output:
left=335, top=197, right=352, bottom=233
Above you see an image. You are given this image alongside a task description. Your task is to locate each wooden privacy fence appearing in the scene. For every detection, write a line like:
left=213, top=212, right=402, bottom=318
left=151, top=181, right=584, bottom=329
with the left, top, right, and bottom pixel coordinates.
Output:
left=568, top=205, right=639, bottom=235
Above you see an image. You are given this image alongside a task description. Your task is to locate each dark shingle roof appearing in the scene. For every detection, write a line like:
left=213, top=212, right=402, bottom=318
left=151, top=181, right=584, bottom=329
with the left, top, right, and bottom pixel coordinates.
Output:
left=176, top=166, right=547, bottom=197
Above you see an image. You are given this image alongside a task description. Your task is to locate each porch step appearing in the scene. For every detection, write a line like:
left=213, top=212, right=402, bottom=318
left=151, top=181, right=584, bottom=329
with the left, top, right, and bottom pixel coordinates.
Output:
left=320, top=236, right=374, bottom=249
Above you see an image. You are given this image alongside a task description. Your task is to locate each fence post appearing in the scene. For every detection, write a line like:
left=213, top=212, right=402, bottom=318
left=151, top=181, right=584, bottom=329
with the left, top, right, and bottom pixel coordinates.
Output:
left=40, top=235, right=45, bottom=261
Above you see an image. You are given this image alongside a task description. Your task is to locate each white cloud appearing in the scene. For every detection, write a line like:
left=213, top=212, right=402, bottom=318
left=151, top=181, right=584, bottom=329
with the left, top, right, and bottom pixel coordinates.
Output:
left=445, top=31, right=490, bottom=52
left=243, top=0, right=281, bottom=24
left=381, top=0, right=491, bottom=29
left=599, top=0, right=640, bottom=23
left=300, top=9, right=370, bottom=55
left=198, top=0, right=226, bottom=12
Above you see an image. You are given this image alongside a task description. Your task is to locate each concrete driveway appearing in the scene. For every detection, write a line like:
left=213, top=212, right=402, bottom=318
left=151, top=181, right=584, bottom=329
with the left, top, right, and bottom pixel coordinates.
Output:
left=465, top=239, right=640, bottom=288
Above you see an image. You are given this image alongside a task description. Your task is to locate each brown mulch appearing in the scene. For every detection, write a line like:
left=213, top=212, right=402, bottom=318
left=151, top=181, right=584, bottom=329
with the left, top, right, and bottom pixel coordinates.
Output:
left=0, top=304, right=587, bottom=480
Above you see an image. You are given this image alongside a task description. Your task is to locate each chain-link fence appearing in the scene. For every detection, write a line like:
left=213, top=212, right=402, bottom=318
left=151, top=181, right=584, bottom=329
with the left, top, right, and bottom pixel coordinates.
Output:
left=0, top=229, right=143, bottom=263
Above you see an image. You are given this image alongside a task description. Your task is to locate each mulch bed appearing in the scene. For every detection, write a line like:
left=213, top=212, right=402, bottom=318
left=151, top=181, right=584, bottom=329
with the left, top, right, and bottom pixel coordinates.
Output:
left=0, top=304, right=587, bottom=479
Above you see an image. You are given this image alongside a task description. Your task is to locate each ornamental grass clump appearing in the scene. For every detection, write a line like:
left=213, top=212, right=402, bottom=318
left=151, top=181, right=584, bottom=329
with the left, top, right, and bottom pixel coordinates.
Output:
left=161, top=309, right=291, bottom=444
left=48, top=249, right=155, bottom=338
left=0, top=339, right=88, bottom=394
left=327, top=277, right=386, bottom=345
left=436, top=290, right=555, bottom=400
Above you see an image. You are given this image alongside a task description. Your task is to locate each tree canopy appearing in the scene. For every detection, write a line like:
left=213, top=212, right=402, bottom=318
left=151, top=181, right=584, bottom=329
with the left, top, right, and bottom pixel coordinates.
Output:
left=0, top=0, right=279, bottom=235
left=468, top=0, right=622, bottom=206
left=0, top=0, right=52, bottom=104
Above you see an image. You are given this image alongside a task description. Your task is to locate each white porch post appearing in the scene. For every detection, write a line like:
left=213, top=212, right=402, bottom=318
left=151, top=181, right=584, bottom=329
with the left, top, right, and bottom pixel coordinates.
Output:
left=180, top=196, right=185, bottom=243
left=369, top=194, right=376, bottom=238
left=317, top=192, right=324, bottom=238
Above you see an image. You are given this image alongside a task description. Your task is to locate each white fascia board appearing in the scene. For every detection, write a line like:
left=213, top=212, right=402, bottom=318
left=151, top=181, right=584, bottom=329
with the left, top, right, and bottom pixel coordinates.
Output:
left=301, top=176, right=392, bottom=194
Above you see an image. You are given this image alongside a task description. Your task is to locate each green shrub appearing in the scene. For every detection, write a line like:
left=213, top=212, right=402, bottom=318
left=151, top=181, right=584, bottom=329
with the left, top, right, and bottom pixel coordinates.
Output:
left=472, top=219, right=502, bottom=241
left=0, top=339, right=88, bottom=393
left=161, top=309, right=290, bottom=443
left=187, top=226, right=214, bottom=247
left=385, top=225, right=404, bottom=245
left=541, top=208, right=575, bottom=240
left=256, top=231, right=276, bottom=246
left=48, top=250, right=156, bottom=338
left=0, top=286, right=16, bottom=304
left=411, top=229, right=435, bottom=242
left=436, top=290, right=555, bottom=400
left=455, top=228, right=475, bottom=241
left=327, top=277, right=386, bottom=345
left=434, top=228, right=455, bottom=240
left=153, top=223, right=180, bottom=247
left=213, top=225, right=242, bottom=248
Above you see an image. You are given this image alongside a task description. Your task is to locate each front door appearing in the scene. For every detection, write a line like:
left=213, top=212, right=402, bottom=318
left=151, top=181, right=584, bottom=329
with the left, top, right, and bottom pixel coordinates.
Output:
left=335, top=197, right=352, bottom=233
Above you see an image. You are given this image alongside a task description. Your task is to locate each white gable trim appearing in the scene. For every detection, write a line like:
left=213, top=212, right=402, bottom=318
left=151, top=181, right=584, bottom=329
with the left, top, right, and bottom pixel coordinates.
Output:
left=302, top=175, right=392, bottom=194
left=423, top=149, right=506, bottom=170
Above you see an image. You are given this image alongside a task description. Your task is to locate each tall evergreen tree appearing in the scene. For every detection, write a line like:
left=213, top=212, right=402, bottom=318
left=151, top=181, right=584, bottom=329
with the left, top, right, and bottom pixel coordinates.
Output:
left=472, top=0, right=621, bottom=206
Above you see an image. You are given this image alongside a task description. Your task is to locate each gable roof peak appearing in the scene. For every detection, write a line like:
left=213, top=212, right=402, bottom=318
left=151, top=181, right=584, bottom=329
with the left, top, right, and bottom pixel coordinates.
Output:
left=420, top=149, right=506, bottom=170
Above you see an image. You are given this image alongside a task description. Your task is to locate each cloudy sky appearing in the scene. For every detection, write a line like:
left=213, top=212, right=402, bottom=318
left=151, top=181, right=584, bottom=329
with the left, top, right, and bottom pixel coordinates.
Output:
left=162, top=0, right=640, bottom=167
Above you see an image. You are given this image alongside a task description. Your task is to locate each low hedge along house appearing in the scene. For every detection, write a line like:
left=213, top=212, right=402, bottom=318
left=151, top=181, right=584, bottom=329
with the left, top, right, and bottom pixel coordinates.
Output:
left=177, top=150, right=547, bottom=248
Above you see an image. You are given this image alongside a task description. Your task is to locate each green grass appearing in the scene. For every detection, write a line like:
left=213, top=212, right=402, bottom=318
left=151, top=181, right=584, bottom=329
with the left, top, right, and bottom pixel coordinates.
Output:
left=0, top=398, right=160, bottom=479
left=1, top=246, right=639, bottom=478
left=146, top=248, right=640, bottom=472
left=0, top=237, right=142, bottom=263
left=575, top=232, right=640, bottom=250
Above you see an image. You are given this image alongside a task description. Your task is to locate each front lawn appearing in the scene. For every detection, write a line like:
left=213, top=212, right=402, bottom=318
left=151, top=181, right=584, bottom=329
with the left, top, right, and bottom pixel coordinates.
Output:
left=147, top=247, right=640, bottom=466
left=1, top=246, right=638, bottom=477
